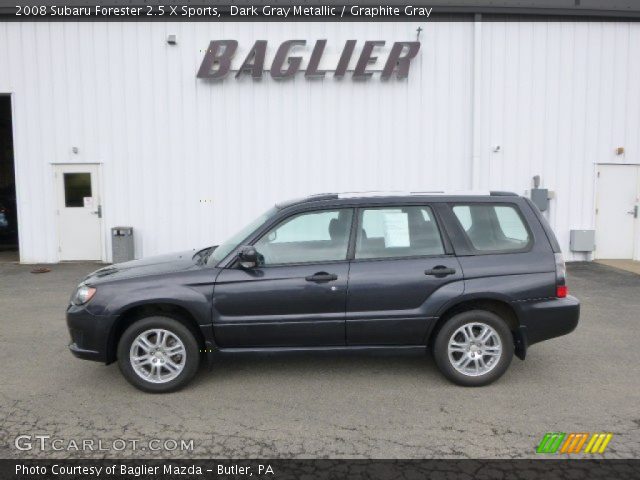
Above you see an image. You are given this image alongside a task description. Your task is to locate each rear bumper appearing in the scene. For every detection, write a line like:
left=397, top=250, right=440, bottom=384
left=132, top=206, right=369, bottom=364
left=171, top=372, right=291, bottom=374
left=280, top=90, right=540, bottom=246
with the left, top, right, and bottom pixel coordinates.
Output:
left=516, top=295, right=580, bottom=347
left=66, top=304, right=116, bottom=363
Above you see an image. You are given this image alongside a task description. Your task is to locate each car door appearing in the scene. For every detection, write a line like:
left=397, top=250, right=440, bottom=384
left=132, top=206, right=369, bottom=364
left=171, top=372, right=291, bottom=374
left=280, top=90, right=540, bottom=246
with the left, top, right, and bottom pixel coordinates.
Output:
left=212, top=208, right=354, bottom=347
left=346, top=205, right=463, bottom=345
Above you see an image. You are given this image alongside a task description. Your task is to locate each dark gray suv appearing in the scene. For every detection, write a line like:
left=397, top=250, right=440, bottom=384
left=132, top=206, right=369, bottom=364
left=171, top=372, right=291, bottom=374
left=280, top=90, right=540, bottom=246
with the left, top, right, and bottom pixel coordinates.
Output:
left=67, top=192, right=579, bottom=392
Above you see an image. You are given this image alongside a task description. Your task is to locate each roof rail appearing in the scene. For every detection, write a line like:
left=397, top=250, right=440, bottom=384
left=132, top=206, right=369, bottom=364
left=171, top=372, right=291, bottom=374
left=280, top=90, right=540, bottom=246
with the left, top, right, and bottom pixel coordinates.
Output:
left=279, top=191, right=520, bottom=208
left=303, top=193, right=339, bottom=202
left=275, top=193, right=338, bottom=209
left=338, top=190, right=411, bottom=198
left=490, top=191, right=519, bottom=196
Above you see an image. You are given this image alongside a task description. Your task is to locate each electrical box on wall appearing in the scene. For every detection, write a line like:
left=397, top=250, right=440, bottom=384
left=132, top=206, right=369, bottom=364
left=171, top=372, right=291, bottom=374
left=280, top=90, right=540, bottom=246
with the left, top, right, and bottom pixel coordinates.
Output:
left=570, top=229, right=595, bottom=252
left=531, top=188, right=549, bottom=212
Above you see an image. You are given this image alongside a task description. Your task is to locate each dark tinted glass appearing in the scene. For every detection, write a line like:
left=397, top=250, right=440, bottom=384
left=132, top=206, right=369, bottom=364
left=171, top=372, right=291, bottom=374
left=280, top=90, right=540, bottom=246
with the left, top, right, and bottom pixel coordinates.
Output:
left=64, top=173, right=92, bottom=208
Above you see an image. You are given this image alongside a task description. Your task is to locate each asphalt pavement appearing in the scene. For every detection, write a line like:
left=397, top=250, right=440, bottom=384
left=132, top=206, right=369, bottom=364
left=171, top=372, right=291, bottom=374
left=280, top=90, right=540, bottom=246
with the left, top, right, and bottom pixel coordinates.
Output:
left=0, top=261, right=638, bottom=458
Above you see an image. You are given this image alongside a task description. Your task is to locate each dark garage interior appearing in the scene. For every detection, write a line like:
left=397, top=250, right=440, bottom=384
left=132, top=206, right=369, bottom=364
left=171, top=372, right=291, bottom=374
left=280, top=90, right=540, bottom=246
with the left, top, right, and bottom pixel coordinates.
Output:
left=0, top=95, right=18, bottom=261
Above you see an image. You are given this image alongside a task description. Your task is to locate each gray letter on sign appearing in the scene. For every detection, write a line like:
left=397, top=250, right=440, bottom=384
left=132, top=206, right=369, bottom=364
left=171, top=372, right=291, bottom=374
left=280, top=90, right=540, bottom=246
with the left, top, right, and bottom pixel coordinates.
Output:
left=197, top=40, right=238, bottom=79
left=305, top=40, right=327, bottom=78
left=271, top=40, right=306, bottom=79
left=334, top=40, right=356, bottom=78
left=382, top=42, right=421, bottom=79
left=353, top=41, right=385, bottom=79
left=236, top=40, right=267, bottom=79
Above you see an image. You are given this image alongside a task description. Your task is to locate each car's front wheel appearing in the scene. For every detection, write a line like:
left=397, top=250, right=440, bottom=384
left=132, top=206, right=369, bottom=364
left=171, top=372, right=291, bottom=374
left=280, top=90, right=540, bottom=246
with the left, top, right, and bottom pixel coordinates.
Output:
left=433, top=310, right=514, bottom=386
left=117, top=316, right=200, bottom=393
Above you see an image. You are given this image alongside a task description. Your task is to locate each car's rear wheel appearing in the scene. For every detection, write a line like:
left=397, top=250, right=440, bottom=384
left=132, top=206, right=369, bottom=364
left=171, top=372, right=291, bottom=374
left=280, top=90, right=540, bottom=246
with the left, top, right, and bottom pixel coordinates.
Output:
left=117, top=316, right=200, bottom=393
left=433, top=310, right=513, bottom=386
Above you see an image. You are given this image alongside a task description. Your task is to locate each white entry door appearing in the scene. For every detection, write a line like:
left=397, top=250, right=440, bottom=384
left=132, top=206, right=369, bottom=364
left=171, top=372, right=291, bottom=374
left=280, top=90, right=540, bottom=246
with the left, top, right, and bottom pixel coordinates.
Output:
left=595, top=164, right=639, bottom=259
left=54, top=164, right=103, bottom=261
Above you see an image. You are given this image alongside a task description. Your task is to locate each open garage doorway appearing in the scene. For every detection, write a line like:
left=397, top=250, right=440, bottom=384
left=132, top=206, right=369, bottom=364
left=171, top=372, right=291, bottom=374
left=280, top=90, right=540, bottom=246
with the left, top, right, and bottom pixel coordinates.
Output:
left=0, top=95, right=18, bottom=262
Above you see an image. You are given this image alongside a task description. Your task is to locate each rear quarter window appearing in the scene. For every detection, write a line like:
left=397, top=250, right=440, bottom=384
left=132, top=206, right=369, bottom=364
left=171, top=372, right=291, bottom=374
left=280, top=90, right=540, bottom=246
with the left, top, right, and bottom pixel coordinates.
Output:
left=452, top=204, right=531, bottom=252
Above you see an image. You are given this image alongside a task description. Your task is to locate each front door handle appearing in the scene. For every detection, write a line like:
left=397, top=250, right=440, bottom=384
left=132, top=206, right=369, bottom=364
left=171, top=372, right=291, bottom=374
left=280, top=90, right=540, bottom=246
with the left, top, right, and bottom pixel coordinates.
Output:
left=425, top=265, right=457, bottom=277
left=305, top=272, right=338, bottom=283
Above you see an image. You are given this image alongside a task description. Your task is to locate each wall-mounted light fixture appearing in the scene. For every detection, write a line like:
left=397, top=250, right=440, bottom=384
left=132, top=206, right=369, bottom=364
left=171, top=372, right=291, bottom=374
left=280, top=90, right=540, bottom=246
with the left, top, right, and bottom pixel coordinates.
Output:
left=615, top=147, right=625, bottom=156
left=167, top=34, right=177, bottom=45
left=72, top=147, right=79, bottom=154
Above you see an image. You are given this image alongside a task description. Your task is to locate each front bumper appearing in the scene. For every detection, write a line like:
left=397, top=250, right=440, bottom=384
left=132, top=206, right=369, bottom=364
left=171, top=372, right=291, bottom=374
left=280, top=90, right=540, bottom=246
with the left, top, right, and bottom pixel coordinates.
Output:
left=516, top=295, right=580, bottom=347
left=66, top=304, right=117, bottom=363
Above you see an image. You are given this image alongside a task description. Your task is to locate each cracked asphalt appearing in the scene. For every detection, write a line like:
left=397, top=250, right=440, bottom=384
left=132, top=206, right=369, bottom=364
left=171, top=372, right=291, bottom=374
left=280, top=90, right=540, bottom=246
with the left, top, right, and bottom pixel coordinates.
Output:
left=0, top=261, right=639, bottom=459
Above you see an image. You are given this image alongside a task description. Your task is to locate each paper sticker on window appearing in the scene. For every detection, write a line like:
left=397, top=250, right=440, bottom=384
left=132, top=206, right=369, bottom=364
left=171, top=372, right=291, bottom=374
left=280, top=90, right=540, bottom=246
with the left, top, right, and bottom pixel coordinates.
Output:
left=383, top=212, right=410, bottom=247
left=83, top=197, right=93, bottom=208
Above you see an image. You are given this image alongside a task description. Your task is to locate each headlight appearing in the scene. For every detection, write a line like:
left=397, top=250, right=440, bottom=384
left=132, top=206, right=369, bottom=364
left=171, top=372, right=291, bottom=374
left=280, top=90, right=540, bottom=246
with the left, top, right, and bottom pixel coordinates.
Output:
left=72, top=284, right=96, bottom=305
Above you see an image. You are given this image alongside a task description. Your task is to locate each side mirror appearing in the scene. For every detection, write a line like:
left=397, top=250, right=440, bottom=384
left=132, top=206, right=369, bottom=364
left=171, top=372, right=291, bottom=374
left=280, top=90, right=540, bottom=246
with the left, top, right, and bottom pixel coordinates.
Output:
left=238, top=245, right=259, bottom=269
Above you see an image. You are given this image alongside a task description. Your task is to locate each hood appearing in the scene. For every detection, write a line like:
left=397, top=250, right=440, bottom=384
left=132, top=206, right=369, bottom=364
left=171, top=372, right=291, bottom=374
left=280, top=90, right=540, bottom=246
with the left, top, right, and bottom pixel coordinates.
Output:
left=83, top=249, right=209, bottom=284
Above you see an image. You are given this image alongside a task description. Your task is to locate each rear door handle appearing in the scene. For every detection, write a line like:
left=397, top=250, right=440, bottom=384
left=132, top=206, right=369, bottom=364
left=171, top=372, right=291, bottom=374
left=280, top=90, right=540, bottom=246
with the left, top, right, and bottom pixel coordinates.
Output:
left=425, top=265, right=457, bottom=277
left=305, top=272, right=338, bottom=283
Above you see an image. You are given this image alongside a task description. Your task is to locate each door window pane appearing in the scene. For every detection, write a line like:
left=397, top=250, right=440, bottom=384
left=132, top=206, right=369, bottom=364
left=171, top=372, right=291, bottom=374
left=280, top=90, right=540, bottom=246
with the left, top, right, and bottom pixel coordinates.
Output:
left=355, top=206, right=444, bottom=259
left=452, top=204, right=531, bottom=252
left=255, top=209, right=353, bottom=265
left=63, top=173, right=92, bottom=207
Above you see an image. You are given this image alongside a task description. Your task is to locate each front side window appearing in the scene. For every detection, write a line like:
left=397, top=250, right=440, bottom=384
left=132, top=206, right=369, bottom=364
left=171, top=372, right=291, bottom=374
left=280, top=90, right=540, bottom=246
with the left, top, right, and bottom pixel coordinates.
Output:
left=452, top=204, right=531, bottom=252
left=255, top=209, right=353, bottom=265
left=355, top=206, right=445, bottom=259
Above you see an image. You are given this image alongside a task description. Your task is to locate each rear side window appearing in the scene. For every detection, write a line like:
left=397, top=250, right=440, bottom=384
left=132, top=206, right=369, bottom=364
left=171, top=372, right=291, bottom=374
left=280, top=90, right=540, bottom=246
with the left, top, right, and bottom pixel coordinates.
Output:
left=355, top=206, right=445, bottom=259
left=452, top=204, right=531, bottom=252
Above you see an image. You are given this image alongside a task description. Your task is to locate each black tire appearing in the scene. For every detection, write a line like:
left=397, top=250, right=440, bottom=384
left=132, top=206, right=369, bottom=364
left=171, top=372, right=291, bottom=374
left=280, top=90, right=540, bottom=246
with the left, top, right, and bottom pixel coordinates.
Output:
left=117, top=316, right=200, bottom=393
left=432, top=310, right=514, bottom=387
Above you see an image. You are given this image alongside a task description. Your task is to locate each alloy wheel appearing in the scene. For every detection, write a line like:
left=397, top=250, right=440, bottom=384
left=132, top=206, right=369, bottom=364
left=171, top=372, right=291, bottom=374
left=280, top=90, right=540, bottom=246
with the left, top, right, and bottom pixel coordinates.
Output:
left=447, top=322, right=502, bottom=377
left=129, top=328, right=186, bottom=384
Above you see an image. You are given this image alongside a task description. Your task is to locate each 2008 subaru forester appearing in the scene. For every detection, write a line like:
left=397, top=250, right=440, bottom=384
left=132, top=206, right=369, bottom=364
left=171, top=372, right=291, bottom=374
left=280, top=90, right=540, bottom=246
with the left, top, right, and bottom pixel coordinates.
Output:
left=67, top=192, right=579, bottom=392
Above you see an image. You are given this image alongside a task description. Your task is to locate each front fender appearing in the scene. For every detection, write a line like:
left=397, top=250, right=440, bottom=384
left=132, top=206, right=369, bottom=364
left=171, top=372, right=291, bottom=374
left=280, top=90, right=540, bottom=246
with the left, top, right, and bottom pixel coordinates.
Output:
left=106, top=287, right=211, bottom=326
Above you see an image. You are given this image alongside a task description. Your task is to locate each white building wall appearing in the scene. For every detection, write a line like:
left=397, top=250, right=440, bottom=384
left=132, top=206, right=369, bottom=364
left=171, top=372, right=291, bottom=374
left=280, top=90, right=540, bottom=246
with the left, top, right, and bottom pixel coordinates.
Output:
left=0, top=21, right=639, bottom=263
left=476, top=21, right=640, bottom=261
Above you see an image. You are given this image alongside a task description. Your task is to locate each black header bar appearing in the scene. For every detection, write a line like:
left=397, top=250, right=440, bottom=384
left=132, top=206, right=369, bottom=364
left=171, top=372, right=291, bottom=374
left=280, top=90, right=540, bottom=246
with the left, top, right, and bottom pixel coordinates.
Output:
left=4, top=459, right=640, bottom=480
left=3, top=0, right=640, bottom=20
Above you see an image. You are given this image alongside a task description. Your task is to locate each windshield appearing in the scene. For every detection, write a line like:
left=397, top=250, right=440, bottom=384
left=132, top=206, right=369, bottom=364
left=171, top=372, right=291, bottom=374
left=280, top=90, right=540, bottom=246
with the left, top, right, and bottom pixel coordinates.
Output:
left=207, top=207, right=277, bottom=266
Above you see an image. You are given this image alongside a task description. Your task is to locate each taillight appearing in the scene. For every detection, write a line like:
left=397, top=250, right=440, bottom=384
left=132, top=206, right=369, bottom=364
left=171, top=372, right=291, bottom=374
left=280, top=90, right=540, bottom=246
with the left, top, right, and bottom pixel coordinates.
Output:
left=554, top=253, right=567, bottom=298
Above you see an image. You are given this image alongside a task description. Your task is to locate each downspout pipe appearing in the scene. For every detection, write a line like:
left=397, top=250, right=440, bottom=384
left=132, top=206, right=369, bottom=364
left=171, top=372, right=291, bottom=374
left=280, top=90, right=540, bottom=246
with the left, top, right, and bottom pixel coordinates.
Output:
left=471, top=13, right=482, bottom=190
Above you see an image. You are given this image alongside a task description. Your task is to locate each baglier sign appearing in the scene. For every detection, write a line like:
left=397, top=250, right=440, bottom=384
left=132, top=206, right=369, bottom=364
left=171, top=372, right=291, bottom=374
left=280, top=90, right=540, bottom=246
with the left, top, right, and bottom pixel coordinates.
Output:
left=197, top=40, right=421, bottom=80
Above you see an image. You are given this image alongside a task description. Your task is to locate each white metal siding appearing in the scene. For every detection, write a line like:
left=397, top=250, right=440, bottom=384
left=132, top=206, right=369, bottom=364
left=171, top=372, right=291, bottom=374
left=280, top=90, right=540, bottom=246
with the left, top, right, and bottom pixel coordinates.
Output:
left=477, top=21, right=640, bottom=260
left=0, top=21, right=639, bottom=263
